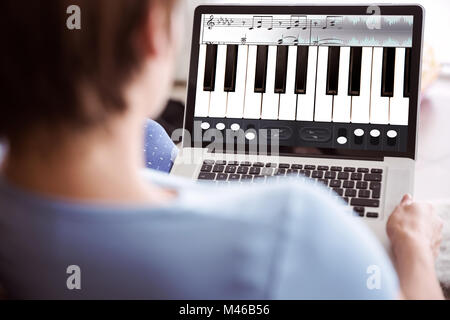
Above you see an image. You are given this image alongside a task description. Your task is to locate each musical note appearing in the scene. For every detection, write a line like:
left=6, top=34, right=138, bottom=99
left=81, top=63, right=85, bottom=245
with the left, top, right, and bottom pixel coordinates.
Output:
left=291, top=16, right=308, bottom=31
left=250, top=16, right=274, bottom=31
left=323, top=16, right=344, bottom=30
left=278, top=35, right=298, bottom=45
left=311, top=18, right=326, bottom=30
left=206, top=15, right=215, bottom=30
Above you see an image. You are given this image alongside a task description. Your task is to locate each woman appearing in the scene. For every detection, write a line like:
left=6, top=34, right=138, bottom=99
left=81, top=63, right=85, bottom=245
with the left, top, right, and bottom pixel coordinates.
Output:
left=0, top=0, right=444, bottom=299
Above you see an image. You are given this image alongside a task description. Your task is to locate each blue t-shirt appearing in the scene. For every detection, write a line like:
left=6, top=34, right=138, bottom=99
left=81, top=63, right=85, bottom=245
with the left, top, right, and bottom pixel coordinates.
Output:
left=143, top=120, right=178, bottom=173
left=0, top=170, right=398, bottom=300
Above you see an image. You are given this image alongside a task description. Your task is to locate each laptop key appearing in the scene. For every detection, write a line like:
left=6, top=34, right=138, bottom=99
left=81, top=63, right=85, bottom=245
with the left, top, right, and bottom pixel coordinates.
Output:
left=291, top=164, right=303, bottom=170
left=351, top=173, right=363, bottom=181
left=228, top=161, right=239, bottom=166
left=198, top=172, right=216, bottom=180
left=345, top=189, right=357, bottom=197
left=203, top=160, right=215, bottom=165
left=253, top=162, right=265, bottom=168
left=333, top=188, right=344, bottom=196
left=225, top=166, right=237, bottom=174
left=351, top=199, right=380, bottom=208
left=229, top=174, right=241, bottom=181
left=287, top=169, right=299, bottom=175
left=343, top=181, right=355, bottom=189
left=275, top=169, right=286, bottom=176
left=305, top=165, right=316, bottom=170
left=261, top=168, right=274, bottom=176
left=364, top=174, right=382, bottom=182
left=356, top=182, right=368, bottom=189
left=354, top=207, right=365, bottom=217
left=331, top=166, right=343, bottom=172
left=318, top=166, right=329, bottom=171
left=372, top=189, right=381, bottom=199
left=318, top=179, right=329, bottom=185
left=357, top=168, right=369, bottom=173
left=367, top=212, right=379, bottom=219
left=240, top=162, right=252, bottom=167
left=325, top=171, right=337, bottom=179
left=344, top=167, right=356, bottom=173
left=359, top=190, right=371, bottom=198
left=370, top=182, right=382, bottom=190
left=241, top=175, right=253, bottom=181
left=300, top=170, right=311, bottom=177
left=338, top=172, right=349, bottom=180
left=213, top=165, right=225, bottom=173
left=216, top=173, right=228, bottom=181
left=312, top=171, right=324, bottom=179
left=371, top=169, right=383, bottom=174
left=237, top=167, right=249, bottom=174
left=330, top=180, right=341, bottom=188
left=249, top=167, right=261, bottom=175
left=201, top=165, right=213, bottom=172
left=279, top=164, right=290, bottom=169
left=215, top=160, right=227, bottom=166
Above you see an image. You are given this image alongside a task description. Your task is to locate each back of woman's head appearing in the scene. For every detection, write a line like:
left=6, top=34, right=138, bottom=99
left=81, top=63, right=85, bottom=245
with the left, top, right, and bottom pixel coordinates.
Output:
left=0, top=0, right=177, bottom=145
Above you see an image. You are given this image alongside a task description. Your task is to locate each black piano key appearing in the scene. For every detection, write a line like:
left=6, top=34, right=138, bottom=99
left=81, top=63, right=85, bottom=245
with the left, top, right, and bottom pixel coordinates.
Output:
left=203, top=44, right=218, bottom=91
left=348, top=47, right=362, bottom=96
left=274, top=46, right=289, bottom=93
left=224, top=45, right=239, bottom=92
left=404, top=48, right=412, bottom=97
left=326, top=46, right=341, bottom=95
left=295, top=46, right=309, bottom=94
left=381, top=47, right=396, bottom=97
left=254, top=45, right=269, bottom=93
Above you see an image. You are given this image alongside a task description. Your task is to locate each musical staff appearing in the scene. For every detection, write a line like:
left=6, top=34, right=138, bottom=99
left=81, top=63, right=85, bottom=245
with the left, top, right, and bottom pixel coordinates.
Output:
left=200, top=14, right=414, bottom=48
left=203, top=15, right=343, bottom=31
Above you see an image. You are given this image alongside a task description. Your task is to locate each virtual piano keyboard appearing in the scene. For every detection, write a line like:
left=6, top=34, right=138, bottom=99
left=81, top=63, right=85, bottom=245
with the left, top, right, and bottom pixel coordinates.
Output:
left=192, top=14, right=415, bottom=152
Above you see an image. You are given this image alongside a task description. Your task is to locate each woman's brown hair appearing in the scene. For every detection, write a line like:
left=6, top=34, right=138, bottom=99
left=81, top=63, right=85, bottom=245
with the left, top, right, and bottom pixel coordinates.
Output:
left=0, top=0, right=177, bottom=143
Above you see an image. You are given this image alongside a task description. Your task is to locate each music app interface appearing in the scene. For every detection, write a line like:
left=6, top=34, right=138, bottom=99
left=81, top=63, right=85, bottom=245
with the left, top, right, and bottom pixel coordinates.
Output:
left=193, top=14, right=414, bottom=153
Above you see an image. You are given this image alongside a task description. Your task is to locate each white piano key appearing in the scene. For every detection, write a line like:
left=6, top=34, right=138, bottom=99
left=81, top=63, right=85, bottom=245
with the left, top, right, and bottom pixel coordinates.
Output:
left=297, top=46, right=317, bottom=122
left=227, top=45, right=248, bottom=119
left=390, top=48, right=410, bottom=126
left=351, top=47, right=373, bottom=124
left=209, top=45, right=228, bottom=118
left=243, top=45, right=262, bottom=119
left=370, top=47, right=390, bottom=124
left=279, top=46, right=298, bottom=121
left=314, top=46, right=333, bottom=122
left=261, top=46, right=279, bottom=120
left=333, top=47, right=352, bottom=123
left=194, top=44, right=210, bottom=117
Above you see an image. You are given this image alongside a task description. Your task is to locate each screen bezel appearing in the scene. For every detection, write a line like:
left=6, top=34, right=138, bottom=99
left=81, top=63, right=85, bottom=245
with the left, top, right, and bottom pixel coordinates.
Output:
left=184, top=5, right=424, bottom=161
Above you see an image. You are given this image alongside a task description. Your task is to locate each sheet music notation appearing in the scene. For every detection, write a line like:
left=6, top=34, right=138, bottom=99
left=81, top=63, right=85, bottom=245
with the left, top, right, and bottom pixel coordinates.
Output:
left=200, top=14, right=414, bottom=48
left=204, top=15, right=343, bottom=31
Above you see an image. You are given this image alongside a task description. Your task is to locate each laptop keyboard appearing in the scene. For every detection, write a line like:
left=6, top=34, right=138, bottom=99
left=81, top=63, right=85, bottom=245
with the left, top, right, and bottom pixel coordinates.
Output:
left=198, top=160, right=384, bottom=219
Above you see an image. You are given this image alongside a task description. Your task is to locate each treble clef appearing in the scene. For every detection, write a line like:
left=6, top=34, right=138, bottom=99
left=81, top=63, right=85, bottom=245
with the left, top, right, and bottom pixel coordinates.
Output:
left=207, top=15, right=215, bottom=30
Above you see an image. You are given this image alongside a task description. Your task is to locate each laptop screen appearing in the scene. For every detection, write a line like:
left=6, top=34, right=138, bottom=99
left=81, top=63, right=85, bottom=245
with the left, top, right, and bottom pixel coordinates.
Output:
left=185, top=6, right=423, bottom=160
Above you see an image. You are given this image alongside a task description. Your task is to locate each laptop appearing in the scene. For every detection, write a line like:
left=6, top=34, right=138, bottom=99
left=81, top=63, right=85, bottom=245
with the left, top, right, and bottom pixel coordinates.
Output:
left=171, top=4, right=424, bottom=249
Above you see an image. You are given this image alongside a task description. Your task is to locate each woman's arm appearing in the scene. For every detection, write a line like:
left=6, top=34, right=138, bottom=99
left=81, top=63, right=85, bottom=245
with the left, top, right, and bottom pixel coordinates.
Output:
left=387, top=195, right=444, bottom=300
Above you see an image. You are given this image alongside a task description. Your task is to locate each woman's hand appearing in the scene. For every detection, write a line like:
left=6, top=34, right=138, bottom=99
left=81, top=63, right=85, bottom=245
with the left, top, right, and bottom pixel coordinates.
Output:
left=387, top=195, right=443, bottom=260
left=387, top=195, right=444, bottom=300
